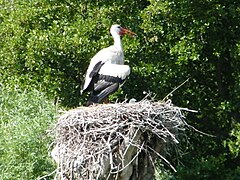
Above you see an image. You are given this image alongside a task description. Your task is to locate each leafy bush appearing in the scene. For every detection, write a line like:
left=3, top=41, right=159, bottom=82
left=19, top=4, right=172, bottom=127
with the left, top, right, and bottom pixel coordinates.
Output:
left=226, top=123, right=240, bottom=158
left=0, top=0, right=240, bottom=179
left=0, top=86, right=57, bottom=179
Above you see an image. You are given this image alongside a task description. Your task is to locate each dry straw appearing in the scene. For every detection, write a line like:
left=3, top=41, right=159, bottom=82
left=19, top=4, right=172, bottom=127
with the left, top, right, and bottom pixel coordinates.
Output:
left=50, top=97, right=196, bottom=179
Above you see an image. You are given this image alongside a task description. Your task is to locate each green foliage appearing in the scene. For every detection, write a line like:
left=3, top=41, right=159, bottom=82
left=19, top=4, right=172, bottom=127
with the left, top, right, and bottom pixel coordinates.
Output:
left=138, top=0, right=240, bottom=179
left=0, top=0, right=240, bottom=179
left=226, top=123, right=240, bottom=158
left=173, top=155, right=240, bottom=180
left=0, top=86, right=56, bottom=179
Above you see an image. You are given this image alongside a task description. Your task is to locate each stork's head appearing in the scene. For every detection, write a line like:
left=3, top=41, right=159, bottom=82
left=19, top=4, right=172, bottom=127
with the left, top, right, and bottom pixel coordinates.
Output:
left=110, top=24, right=136, bottom=38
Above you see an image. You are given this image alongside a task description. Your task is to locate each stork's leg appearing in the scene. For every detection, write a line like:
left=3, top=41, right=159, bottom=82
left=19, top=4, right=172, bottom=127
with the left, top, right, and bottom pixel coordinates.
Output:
left=103, top=97, right=110, bottom=104
left=87, top=83, right=119, bottom=105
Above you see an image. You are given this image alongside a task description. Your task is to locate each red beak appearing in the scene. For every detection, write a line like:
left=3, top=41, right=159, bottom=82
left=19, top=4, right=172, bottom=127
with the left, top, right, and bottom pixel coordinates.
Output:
left=119, top=27, right=137, bottom=37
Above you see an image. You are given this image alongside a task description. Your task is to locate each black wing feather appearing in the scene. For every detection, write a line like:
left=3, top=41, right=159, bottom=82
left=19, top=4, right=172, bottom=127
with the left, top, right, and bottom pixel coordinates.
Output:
left=89, top=61, right=104, bottom=78
left=93, top=75, right=124, bottom=92
left=87, top=83, right=119, bottom=105
left=82, top=61, right=104, bottom=93
left=83, top=62, right=127, bottom=105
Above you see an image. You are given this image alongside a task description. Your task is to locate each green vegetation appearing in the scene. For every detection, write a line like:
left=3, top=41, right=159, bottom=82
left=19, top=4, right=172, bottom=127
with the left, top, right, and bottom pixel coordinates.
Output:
left=0, top=86, right=56, bottom=179
left=0, top=0, right=239, bottom=179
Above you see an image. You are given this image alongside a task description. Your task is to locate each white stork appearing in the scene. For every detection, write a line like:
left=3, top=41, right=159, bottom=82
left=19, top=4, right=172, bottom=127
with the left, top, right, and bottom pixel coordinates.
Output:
left=81, top=24, right=136, bottom=106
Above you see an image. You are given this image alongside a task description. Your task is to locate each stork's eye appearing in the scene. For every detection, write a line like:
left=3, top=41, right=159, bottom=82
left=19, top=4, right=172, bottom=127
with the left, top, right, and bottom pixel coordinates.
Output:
left=117, top=26, right=121, bottom=29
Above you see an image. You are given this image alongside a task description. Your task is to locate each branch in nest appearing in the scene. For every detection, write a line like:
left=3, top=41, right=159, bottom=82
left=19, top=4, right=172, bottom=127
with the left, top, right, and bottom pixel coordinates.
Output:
left=48, top=98, right=195, bottom=179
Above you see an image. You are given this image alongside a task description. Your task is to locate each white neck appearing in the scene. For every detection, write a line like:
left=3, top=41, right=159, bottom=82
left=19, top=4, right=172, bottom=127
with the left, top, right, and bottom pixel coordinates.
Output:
left=112, top=34, right=123, bottom=50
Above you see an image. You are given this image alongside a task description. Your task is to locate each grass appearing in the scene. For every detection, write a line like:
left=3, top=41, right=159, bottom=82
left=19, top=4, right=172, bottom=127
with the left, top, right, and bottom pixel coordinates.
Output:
left=0, top=86, right=58, bottom=179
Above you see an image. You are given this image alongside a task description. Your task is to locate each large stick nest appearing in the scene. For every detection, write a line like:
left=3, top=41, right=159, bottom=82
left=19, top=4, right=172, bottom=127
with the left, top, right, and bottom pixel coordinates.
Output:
left=51, top=98, right=193, bottom=179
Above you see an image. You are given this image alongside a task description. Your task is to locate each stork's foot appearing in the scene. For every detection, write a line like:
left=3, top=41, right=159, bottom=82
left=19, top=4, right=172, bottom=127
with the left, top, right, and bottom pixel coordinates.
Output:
left=103, top=98, right=110, bottom=104
left=86, top=101, right=97, bottom=107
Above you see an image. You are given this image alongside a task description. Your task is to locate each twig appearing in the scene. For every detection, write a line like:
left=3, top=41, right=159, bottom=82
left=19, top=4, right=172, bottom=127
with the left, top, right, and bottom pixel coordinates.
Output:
left=37, top=169, right=57, bottom=180
left=163, top=78, right=189, bottom=101
left=50, top=97, right=195, bottom=179
left=147, top=146, right=177, bottom=172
